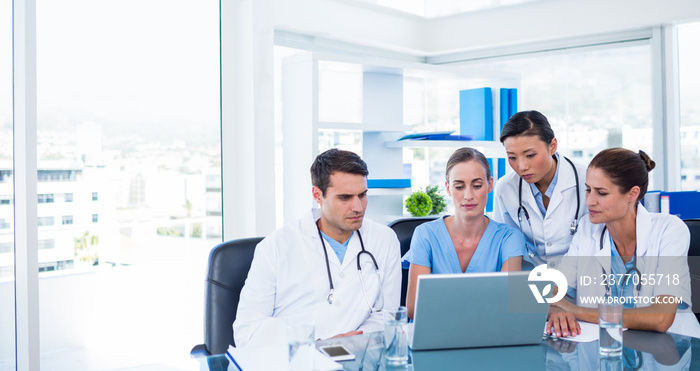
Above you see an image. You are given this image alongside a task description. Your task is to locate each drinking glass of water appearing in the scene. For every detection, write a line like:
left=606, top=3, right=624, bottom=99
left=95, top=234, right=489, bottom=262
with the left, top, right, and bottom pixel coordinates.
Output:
left=384, top=306, right=408, bottom=366
left=598, top=301, right=623, bottom=357
left=287, top=324, right=315, bottom=370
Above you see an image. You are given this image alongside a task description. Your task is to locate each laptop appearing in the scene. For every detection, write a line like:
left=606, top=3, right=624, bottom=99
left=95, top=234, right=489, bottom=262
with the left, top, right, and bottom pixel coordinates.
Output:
left=410, top=271, right=549, bottom=351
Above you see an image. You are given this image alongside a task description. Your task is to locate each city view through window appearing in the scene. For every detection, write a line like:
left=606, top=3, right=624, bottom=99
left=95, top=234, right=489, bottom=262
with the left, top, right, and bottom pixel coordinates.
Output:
left=1, top=1, right=220, bottom=369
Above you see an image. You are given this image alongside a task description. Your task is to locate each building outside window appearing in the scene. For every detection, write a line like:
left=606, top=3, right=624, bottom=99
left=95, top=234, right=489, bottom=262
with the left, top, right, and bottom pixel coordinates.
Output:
left=37, top=216, right=55, bottom=227
left=91, top=214, right=98, bottom=223
left=64, top=192, right=73, bottom=202
left=38, top=193, right=55, bottom=203
left=0, top=170, right=11, bottom=182
left=91, top=192, right=98, bottom=201
left=38, top=239, right=56, bottom=250
left=37, top=169, right=77, bottom=182
left=62, top=215, right=73, bottom=225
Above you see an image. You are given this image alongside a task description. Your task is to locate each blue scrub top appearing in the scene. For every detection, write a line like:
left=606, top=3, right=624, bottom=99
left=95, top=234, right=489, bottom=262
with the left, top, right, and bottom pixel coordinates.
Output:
left=529, top=153, right=560, bottom=217
left=320, top=230, right=352, bottom=264
left=610, top=237, right=636, bottom=309
left=402, top=216, right=526, bottom=273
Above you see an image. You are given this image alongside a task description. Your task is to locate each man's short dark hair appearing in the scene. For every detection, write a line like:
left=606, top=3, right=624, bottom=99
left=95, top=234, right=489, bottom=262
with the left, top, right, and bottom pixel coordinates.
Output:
left=310, top=149, right=369, bottom=196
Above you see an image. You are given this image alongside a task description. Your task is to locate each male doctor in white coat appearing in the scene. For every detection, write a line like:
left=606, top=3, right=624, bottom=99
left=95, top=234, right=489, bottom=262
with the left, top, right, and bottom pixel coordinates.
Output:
left=233, top=148, right=401, bottom=347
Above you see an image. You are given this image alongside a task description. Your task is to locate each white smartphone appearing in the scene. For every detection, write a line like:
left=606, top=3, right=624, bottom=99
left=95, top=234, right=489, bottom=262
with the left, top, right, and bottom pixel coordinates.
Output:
left=318, top=345, right=356, bottom=361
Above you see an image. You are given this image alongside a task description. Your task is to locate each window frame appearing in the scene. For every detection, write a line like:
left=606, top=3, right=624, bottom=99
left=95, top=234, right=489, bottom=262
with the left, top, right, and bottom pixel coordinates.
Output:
left=14, top=0, right=41, bottom=369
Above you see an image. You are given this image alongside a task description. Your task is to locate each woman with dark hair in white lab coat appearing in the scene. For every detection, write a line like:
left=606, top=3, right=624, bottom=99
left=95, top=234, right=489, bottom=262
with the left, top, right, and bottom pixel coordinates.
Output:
left=493, top=110, right=587, bottom=269
left=546, top=148, right=700, bottom=338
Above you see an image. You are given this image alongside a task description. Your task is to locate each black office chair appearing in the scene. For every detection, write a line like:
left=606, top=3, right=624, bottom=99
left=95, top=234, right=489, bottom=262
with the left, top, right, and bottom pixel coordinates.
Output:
left=684, top=219, right=700, bottom=322
left=387, top=217, right=438, bottom=307
left=190, top=237, right=264, bottom=358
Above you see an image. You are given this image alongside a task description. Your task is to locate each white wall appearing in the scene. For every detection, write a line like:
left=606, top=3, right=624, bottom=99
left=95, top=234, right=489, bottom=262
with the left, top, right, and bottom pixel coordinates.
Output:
left=272, top=0, right=426, bottom=55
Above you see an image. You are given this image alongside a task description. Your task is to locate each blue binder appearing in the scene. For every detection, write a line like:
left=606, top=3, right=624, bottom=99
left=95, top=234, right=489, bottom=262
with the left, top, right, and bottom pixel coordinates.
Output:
left=497, top=88, right=518, bottom=179
left=659, top=191, right=700, bottom=219
left=460, top=88, right=493, bottom=141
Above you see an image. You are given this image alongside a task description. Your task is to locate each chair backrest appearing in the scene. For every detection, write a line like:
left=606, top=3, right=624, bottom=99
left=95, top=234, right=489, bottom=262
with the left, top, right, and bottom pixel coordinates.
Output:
left=684, top=219, right=700, bottom=322
left=204, top=237, right=263, bottom=354
left=387, top=217, right=438, bottom=307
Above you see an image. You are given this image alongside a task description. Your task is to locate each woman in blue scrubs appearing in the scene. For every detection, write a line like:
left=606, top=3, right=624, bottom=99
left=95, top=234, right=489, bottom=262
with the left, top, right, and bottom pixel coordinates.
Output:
left=403, top=147, right=526, bottom=318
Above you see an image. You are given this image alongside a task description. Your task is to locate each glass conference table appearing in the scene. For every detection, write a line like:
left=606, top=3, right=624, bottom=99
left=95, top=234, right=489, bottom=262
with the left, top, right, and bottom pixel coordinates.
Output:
left=194, top=330, right=700, bottom=371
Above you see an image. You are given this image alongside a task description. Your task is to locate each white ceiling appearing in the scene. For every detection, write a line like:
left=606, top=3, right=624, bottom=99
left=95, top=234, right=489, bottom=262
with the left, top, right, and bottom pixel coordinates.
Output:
left=354, top=0, right=546, bottom=19
left=272, top=0, right=700, bottom=57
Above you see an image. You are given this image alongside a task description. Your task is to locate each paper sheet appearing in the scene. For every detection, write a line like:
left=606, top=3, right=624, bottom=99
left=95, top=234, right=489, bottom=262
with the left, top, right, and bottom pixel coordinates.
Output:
left=227, top=345, right=342, bottom=371
left=544, top=321, right=600, bottom=343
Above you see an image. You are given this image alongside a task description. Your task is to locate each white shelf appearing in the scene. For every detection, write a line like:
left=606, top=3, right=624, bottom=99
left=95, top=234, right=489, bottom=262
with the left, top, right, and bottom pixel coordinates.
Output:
left=367, top=188, right=412, bottom=196
left=317, top=121, right=407, bottom=132
left=384, top=140, right=506, bottom=158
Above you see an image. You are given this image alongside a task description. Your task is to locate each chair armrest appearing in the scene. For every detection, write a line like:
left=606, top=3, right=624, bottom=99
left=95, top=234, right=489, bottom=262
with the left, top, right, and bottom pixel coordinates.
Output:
left=191, top=344, right=233, bottom=371
left=190, top=343, right=210, bottom=359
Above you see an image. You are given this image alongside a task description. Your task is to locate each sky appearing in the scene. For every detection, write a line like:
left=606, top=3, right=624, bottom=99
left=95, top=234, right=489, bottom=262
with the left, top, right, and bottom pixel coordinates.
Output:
left=1, top=0, right=220, bottom=136
left=2, top=4, right=699, bottom=148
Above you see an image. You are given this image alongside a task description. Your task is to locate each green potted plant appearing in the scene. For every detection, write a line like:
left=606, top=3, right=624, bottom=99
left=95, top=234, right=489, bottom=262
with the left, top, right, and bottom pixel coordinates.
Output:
left=405, top=185, right=448, bottom=217
left=425, top=185, right=447, bottom=215
left=406, top=186, right=447, bottom=216
left=405, top=190, right=432, bottom=217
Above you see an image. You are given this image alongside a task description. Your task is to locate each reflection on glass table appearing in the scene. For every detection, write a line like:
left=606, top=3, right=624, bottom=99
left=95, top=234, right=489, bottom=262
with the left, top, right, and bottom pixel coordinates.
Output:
left=193, top=329, right=700, bottom=371
left=545, top=330, right=694, bottom=371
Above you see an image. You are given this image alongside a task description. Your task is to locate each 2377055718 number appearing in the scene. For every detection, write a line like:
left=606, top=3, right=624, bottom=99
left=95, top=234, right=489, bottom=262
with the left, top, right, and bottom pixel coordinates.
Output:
left=599, top=273, right=680, bottom=287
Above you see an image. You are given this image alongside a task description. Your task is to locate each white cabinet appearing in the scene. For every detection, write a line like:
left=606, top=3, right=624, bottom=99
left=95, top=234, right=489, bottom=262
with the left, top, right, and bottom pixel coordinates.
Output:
left=281, top=52, right=517, bottom=224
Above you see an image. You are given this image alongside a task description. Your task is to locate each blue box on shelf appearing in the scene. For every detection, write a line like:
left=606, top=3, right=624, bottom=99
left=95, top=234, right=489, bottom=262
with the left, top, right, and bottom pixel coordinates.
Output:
left=367, top=179, right=411, bottom=189
left=459, top=87, right=493, bottom=141
left=659, top=191, right=700, bottom=219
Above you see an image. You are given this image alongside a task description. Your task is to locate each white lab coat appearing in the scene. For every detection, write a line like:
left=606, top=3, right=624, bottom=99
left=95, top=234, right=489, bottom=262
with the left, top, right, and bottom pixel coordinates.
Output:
left=493, top=155, right=587, bottom=268
left=559, top=205, right=700, bottom=337
left=233, top=208, right=401, bottom=347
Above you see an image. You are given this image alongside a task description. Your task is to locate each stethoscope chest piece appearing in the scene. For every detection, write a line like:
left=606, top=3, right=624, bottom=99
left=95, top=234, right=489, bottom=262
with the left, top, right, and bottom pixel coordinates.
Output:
left=517, top=156, right=581, bottom=257
left=570, top=220, right=579, bottom=235
left=327, top=290, right=334, bottom=305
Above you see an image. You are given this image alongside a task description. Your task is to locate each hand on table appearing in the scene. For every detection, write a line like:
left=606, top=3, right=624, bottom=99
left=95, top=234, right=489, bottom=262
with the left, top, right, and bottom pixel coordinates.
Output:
left=330, top=330, right=363, bottom=339
left=546, top=308, right=581, bottom=338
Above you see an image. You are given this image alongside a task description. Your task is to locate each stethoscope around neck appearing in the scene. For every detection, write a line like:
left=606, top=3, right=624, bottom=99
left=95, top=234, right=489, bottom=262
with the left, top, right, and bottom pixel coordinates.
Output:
left=315, top=221, right=383, bottom=312
left=600, top=225, right=642, bottom=297
left=518, top=155, right=580, bottom=258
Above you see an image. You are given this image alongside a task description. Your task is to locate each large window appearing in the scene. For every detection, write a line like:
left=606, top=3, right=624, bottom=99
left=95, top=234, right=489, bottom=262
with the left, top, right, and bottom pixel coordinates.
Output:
left=464, top=44, right=653, bottom=183
left=24, top=0, right=221, bottom=369
left=679, top=22, right=700, bottom=191
left=0, top=0, right=14, bottom=369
